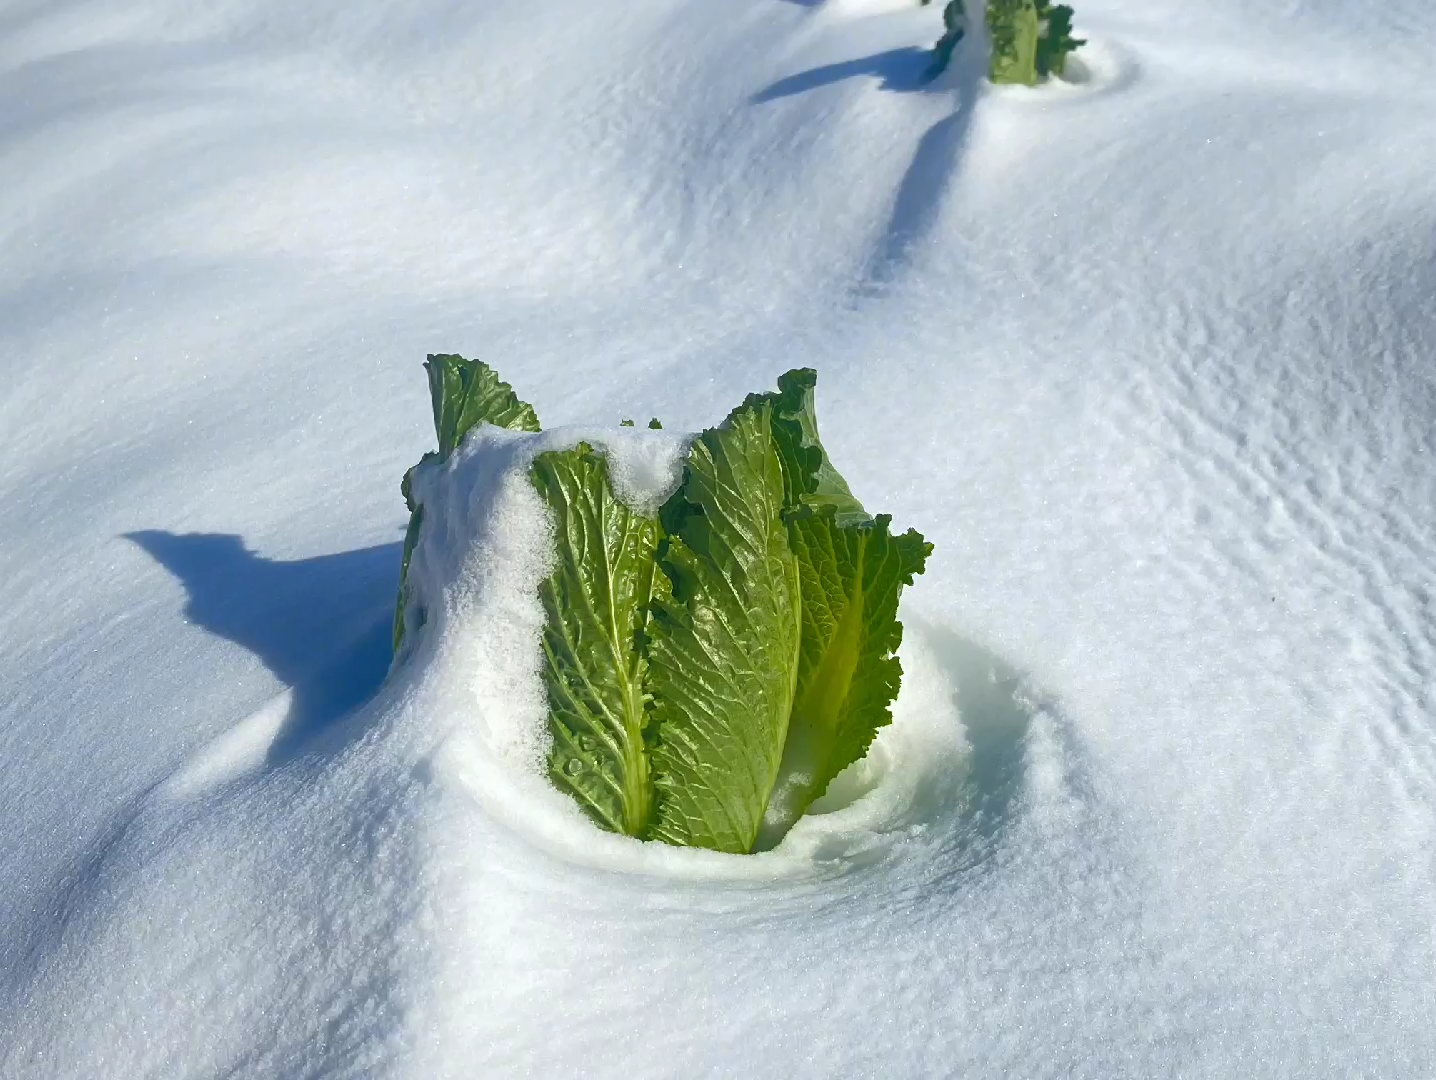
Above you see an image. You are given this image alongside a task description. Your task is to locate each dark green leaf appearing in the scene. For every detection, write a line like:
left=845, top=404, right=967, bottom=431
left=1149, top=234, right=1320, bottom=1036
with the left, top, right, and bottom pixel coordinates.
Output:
left=426, top=353, right=541, bottom=457
left=1036, top=3, right=1085, bottom=78
left=746, top=368, right=868, bottom=525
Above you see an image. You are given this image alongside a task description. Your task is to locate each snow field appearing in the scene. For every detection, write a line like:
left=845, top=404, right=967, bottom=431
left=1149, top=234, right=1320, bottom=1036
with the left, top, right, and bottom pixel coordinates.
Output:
left=1, top=0, right=1434, bottom=1075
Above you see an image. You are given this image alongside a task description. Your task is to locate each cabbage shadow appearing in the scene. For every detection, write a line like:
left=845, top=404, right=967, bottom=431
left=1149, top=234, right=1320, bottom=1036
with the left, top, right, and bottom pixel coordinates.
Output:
left=126, top=531, right=399, bottom=764
left=863, top=42, right=984, bottom=286
left=751, top=47, right=936, bottom=102
left=915, top=621, right=1033, bottom=851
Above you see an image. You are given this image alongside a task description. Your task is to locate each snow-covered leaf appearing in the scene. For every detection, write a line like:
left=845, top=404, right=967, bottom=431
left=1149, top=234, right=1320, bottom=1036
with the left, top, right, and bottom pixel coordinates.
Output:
left=394, top=354, right=541, bottom=653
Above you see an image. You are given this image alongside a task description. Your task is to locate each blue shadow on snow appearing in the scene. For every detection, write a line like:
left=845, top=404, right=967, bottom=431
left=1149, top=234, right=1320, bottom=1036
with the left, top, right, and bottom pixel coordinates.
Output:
left=126, top=531, right=400, bottom=764
left=751, top=47, right=936, bottom=102
left=861, top=41, right=985, bottom=287
left=919, top=621, right=1032, bottom=847
left=751, top=37, right=985, bottom=287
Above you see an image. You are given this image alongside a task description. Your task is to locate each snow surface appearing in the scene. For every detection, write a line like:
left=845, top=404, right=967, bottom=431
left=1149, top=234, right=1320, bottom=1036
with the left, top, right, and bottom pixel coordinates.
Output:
left=2, top=0, right=1434, bottom=1075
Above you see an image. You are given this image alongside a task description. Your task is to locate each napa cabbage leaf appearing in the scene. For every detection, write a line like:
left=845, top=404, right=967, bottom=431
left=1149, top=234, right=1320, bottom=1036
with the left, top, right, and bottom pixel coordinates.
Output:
left=393, top=354, right=541, bottom=653
left=733, top=369, right=932, bottom=847
left=644, top=368, right=930, bottom=852
left=426, top=352, right=540, bottom=457
left=645, top=397, right=804, bottom=853
left=758, top=510, right=932, bottom=846
left=986, top=0, right=1085, bottom=86
left=531, top=444, right=665, bottom=836
left=988, top=0, right=1040, bottom=86
left=750, top=367, right=867, bottom=526
left=1035, top=2, right=1085, bottom=79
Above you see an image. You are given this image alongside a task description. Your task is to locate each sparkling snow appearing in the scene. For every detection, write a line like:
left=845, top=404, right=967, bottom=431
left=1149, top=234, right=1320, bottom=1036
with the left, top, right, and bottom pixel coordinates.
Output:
left=1, top=0, right=1433, bottom=1076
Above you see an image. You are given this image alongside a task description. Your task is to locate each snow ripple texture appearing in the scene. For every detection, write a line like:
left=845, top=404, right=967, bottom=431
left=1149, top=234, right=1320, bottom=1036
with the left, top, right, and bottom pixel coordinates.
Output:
left=0, top=0, right=1433, bottom=1076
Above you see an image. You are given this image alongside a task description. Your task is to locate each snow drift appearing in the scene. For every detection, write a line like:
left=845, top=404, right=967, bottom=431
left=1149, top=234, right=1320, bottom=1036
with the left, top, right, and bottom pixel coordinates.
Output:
left=2, top=0, right=1434, bottom=1075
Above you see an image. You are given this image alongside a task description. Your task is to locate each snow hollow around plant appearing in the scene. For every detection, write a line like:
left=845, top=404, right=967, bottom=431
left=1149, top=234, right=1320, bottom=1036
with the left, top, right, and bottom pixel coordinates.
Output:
left=1, top=0, right=1434, bottom=1077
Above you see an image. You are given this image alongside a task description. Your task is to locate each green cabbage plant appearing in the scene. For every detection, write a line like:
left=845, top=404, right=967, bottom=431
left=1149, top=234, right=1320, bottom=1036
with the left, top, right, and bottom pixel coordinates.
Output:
left=395, top=357, right=932, bottom=853
left=1036, top=2, right=1084, bottom=78
left=987, top=0, right=1086, bottom=85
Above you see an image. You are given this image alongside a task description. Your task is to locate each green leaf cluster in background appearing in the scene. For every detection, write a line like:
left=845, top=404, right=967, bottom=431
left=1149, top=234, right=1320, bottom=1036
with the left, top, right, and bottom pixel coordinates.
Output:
left=983, top=0, right=1085, bottom=86
left=986, top=0, right=1038, bottom=86
left=1035, top=2, right=1085, bottom=79
left=924, top=1, right=969, bottom=83
left=395, top=359, right=932, bottom=854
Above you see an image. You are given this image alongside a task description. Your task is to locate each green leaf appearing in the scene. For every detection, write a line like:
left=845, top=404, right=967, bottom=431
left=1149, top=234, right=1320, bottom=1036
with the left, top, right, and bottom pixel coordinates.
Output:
left=757, top=511, right=932, bottom=847
left=426, top=353, right=541, bottom=457
left=394, top=356, right=541, bottom=654
left=746, top=368, right=868, bottom=526
left=646, top=398, right=803, bottom=853
left=532, top=444, right=664, bottom=836
left=987, top=0, right=1040, bottom=86
left=1035, top=3, right=1085, bottom=78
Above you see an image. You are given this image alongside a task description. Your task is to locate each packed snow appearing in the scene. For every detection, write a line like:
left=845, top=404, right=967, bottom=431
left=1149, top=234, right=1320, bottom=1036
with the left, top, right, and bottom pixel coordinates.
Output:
left=1, top=0, right=1433, bottom=1075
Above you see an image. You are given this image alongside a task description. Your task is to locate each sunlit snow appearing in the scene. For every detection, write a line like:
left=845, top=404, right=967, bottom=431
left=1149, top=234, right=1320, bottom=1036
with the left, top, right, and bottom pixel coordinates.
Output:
left=1, top=0, right=1433, bottom=1076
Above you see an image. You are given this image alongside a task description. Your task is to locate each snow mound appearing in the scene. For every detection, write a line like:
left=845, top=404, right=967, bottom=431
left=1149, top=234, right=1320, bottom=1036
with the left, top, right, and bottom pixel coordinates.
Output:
left=4, top=0, right=1436, bottom=1074
left=6, top=423, right=1034, bottom=1077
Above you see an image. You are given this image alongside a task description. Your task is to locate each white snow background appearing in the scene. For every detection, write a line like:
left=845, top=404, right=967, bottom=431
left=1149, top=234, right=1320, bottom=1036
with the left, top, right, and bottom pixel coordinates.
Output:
left=2, top=0, right=1434, bottom=1075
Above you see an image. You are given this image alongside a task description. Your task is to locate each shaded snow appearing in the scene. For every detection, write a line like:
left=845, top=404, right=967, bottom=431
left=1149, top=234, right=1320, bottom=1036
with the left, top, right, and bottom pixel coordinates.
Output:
left=2, top=0, right=1434, bottom=1076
